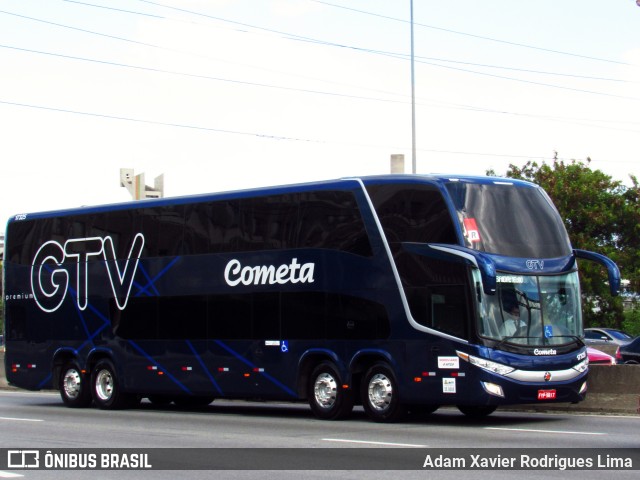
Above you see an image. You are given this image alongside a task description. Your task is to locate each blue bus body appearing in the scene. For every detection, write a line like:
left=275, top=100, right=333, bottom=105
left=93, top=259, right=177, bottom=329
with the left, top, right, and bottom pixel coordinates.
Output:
left=2, top=175, right=620, bottom=421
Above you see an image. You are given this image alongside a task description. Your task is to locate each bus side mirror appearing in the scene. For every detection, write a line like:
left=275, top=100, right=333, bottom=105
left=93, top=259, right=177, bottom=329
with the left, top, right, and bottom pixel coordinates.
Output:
left=402, top=243, right=497, bottom=295
left=574, top=249, right=621, bottom=296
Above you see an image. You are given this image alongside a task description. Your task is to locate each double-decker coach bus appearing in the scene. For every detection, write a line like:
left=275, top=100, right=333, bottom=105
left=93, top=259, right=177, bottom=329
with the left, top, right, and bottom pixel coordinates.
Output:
left=2, top=175, right=620, bottom=422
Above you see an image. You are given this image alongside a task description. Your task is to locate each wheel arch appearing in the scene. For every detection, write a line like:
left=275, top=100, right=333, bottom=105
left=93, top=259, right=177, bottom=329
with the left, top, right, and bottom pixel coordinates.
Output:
left=52, top=348, right=83, bottom=389
left=349, top=349, right=396, bottom=401
left=297, top=349, right=342, bottom=399
left=86, top=348, right=116, bottom=374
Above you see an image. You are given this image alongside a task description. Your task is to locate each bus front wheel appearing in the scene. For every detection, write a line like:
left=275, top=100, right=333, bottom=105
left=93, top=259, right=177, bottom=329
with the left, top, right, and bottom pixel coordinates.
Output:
left=91, top=359, right=136, bottom=410
left=308, top=362, right=354, bottom=420
left=59, top=361, right=92, bottom=408
left=361, top=363, right=406, bottom=423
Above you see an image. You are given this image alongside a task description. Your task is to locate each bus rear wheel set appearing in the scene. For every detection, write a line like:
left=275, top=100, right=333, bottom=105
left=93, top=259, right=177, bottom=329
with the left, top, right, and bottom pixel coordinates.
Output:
left=307, top=361, right=498, bottom=422
left=308, top=361, right=407, bottom=423
left=58, top=359, right=138, bottom=410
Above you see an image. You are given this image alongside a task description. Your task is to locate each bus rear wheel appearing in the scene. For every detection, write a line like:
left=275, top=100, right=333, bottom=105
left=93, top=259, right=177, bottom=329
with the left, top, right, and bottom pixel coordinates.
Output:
left=308, top=362, right=353, bottom=420
left=59, top=361, right=92, bottom=408
left=361, top=363, right=406, bottom=423
left=91, top=359, right=136, bottom=410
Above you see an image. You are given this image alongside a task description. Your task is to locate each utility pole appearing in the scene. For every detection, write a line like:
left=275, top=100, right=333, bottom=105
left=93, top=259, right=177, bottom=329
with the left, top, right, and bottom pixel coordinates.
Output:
left=410, top=0, right=417, bottom=174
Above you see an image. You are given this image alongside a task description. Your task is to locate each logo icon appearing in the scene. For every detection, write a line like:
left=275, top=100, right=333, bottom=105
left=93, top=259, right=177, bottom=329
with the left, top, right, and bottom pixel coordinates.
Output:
left=8, top=450, right=40, bottom=468
left=543, top=371, right=552, bottom=382
left=526, top=260, right=545, bottom=270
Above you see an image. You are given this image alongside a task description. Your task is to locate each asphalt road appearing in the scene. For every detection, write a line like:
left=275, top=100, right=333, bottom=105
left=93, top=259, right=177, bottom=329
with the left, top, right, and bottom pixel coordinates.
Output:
left=0, top=390, right=639, bottom=480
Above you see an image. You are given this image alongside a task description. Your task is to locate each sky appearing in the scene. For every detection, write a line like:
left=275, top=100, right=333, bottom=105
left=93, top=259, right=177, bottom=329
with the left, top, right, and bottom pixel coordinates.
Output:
left=1, top=0, right=639, bottom=235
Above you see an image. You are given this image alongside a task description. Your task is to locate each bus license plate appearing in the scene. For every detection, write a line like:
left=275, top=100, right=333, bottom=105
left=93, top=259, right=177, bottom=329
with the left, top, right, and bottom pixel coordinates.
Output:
left=537, top=389, right=557, bottom=400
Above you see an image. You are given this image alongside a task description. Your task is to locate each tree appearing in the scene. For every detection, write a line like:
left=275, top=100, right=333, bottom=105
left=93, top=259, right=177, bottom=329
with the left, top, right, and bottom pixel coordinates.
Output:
left=488, top=158, right=640, bottom=329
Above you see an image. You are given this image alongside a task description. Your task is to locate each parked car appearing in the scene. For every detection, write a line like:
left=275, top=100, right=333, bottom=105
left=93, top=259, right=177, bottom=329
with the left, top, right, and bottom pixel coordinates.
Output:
left=615, top=337, right=640, bottom=364
left=584, top=328, right=634, bottom=346
left=587, top=347, right=615, bottom=365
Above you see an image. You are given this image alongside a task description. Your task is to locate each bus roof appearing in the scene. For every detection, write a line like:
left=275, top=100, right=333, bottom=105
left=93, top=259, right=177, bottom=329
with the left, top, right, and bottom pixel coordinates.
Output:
left=5, top=174, right=539, bottom=225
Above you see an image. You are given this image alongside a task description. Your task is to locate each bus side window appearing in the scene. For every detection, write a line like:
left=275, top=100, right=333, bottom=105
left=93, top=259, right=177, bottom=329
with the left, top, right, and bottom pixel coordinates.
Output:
left=431, top=291, right=467, bottom=338
left=296, top=190, right=372, bottom=256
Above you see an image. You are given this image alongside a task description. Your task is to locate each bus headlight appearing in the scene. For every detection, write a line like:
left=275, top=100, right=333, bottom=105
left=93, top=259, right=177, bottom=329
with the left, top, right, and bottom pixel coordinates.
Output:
left=572, top=359, right=588, bottom=374
left=481, top=382, right=505, bottom=398
left=457, top=351, right=515, bottom=376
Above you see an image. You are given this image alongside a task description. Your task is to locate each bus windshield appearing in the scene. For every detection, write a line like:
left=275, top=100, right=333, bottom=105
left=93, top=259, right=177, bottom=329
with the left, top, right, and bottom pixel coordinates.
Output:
left=446, top=181, right=572, bottom=258
left=477, top=271, right=582, bottom=347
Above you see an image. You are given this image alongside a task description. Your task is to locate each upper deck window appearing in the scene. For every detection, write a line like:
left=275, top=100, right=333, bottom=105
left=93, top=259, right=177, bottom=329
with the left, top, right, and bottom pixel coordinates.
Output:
left=445, top=182, right=571, bottom=258
left=366, top=184, right=457, bottom=244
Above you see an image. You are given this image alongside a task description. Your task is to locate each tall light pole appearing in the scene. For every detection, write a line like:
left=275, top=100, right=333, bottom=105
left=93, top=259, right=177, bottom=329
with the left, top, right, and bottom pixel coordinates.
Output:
left=410, top=0, right=417, bottom=173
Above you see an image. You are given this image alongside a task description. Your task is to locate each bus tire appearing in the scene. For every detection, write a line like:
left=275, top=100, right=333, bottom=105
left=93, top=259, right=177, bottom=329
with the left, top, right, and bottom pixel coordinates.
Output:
left=361, top=363, right=406, bottom=423
left=59, top=361, right=92, bottom=408
left=457, top=405, right=497, bottom=418
left=308, top=362, right=354, bottom=420
left=91, top=359, right=134, bottom=410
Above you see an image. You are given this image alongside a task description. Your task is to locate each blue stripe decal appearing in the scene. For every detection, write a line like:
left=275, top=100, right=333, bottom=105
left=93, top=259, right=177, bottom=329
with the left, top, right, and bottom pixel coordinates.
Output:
left=127, top=340, right=191, bottom=394
left=185, top=340, right=224, bottom=396
left=134, top=256, right=180, bottom=297
left=73, top=296, right=93, bottom=341
left=213, top=340, right=297, bottom=398
left=37, top=373, right=52, bottom=390
left=76, top=323, right=110, bottom=353
left=134, top=263, right=160, bottom=297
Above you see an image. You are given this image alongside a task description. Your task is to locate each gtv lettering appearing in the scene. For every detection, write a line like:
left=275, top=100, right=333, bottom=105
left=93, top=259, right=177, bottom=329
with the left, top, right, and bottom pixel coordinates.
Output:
left=31, top=234, right=145, bottom=313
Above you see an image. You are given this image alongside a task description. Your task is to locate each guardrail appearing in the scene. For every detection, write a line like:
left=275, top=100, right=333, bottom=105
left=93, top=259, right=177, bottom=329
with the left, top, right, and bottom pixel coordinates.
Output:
left=0, top=352, right=638, bottom=414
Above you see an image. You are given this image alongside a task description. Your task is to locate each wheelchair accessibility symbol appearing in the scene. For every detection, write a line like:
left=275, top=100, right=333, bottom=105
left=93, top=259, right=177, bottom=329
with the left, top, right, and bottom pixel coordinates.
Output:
left=280, top=341, right=289, bottom=353
left=544, top=325, right=553, bottom=338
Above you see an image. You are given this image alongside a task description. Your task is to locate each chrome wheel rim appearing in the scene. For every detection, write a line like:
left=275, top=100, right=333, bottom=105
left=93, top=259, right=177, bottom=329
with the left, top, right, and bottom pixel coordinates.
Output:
left=367, top=373, right=393, bottom=411
left=95, top=369, right=114, bottom=401
left=63, top=369, right=82, bottom=400
left=313, top=372, right=338, bottom=409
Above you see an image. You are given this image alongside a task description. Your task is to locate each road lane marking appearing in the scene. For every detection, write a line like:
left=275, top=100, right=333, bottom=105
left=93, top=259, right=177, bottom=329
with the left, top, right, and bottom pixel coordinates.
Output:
left=322, top=438, right=428, bottom=447
left=0, top=416, right=44, bottom=422
left=485, top=427, right=606, bottom=436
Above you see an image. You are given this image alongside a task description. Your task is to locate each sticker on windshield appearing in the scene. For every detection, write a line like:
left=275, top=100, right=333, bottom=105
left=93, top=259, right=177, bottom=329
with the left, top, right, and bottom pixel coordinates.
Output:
left=497, top=275, right=524, bottom=284
left=463, top=218, right=481, bottom=243
left=544, top=325, right=554, bottom=338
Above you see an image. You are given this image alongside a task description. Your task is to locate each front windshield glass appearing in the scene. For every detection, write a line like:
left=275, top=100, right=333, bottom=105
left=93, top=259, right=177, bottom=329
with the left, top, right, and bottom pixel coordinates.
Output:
left=477, top=271, right=582, bottom=347
left=446, top=181, right=572, bottom=258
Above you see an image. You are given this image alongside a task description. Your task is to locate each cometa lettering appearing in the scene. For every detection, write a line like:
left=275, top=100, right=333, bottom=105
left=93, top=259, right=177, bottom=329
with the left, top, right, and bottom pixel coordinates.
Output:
left=224, top=258, right=315, bottom=287
left=534, top=348, right=557, bottom=356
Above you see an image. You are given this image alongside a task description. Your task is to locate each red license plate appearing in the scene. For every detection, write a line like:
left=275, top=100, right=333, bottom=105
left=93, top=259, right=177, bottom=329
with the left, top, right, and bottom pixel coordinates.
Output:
left=537, top=389, right=557, bottom=401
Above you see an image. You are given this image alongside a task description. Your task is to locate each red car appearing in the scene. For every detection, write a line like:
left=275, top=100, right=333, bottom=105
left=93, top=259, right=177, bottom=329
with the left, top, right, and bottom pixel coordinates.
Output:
left=587, top=347, right=615, bottom=365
